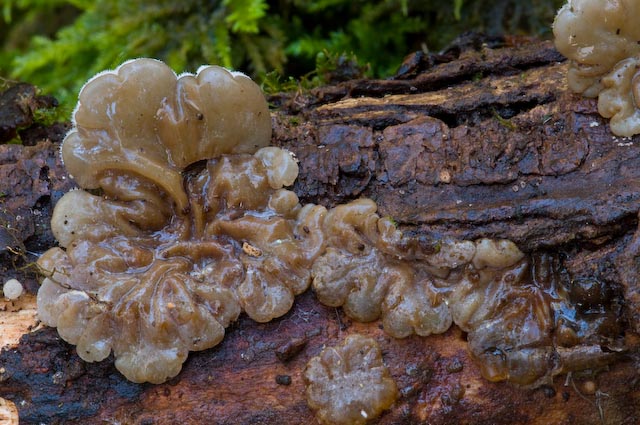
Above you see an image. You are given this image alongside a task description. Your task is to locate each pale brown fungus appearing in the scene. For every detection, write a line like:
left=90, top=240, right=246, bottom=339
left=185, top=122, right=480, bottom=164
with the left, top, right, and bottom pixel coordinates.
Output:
left=312, top=199, right=464, bottom=336
left=37, top=59, right=326, bottom=383
left=553, top=0, right=640, bottom=136
left=304, top=334, right=398, bottom=425
left=312, top=201, right=624, bottom=387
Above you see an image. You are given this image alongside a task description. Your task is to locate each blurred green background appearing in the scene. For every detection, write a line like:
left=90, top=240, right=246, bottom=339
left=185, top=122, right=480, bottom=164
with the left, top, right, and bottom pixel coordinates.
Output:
left=0, top=0, right=564, bottom=112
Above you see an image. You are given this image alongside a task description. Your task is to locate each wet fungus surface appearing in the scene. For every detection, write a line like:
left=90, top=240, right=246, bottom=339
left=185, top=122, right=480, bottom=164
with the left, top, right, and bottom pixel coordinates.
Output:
left=311, top=201, right=625, bottom=387
left=304, top=334, right=398, bottom=425
left=36, top=57, right=627, bottom=392
left=553, top=0, right=640, bottom=136
left=36, top=59, right=326, bottom=383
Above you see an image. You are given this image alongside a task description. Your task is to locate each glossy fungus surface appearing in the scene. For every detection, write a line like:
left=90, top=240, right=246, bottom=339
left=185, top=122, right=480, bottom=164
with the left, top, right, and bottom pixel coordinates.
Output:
left=2, top=279, right=23, bottom=300
left=311, top=200, right=624, bottom=387
left=38, top=57, right=626, bottom=388
left=312, top=199, right=470, bottom=337
left=553, top=0, right=640, bottom=136
left=304, top=334, right=398, bottom=425
left=37, top=59, right=326, bottom=383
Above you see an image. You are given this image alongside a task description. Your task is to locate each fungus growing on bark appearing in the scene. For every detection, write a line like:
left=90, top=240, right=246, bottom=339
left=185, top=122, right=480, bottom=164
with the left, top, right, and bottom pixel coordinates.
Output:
left=553, top=0, right=640, bottom=136
left=597, top=56, right=640, bottom=136
left=37, top=58, right=326, bottom=383
left=304, top=334, right=398, bottom=425
left=36, top=57, right=625, bottom=389
left=2, top=279, right=23, bottom=300
left=450, top=250, right=624, bottom=386
left=312, top=199, right=470, bottom=337
left=311, top=201, right=624, bottom=387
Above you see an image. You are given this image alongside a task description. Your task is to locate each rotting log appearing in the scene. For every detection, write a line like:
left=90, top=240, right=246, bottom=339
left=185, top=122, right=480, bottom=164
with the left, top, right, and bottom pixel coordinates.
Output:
left=1, top=36, right=640, bottom=424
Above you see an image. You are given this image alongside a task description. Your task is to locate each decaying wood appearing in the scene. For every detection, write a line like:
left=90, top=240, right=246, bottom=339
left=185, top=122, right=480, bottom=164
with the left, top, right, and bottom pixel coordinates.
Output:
left=1, top=36, right=640, bottom=424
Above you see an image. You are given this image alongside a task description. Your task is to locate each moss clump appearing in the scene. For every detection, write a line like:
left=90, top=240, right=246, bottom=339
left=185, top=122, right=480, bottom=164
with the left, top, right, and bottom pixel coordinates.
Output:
left=1, top=0, right=565, bottom=108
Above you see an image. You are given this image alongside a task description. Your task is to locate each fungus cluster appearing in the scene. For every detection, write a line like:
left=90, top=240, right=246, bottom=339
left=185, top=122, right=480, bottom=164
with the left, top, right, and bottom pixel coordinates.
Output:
left=311, top=201, right=623, bottom=387
left=312, top=199, right=471, bottom=337
left=36, top=59, right=326, bottom=383
left=38, top=58, right=624, bottom=388
left=553, top=0, right=640, bottom=136
left=304, top=334, right=398, bottom=425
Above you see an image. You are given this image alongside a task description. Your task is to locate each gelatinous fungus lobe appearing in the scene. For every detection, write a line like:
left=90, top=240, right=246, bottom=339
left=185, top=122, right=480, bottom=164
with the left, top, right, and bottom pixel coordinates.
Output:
left=36, top=58, right=326, bottom=384
left=450, top=243, right=624, bottom=387
left=446, top=240, right=553, bottom=385
left=304, top=334, right=398, bottom=425
left=312, top=204, right=624, bottom=387
left=553, top=0, right=640, bottom=136
left=312, top=198, right=472, bottom=338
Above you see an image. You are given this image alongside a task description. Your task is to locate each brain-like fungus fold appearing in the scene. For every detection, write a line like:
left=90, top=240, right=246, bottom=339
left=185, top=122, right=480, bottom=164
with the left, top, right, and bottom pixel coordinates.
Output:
left=312, top=199, right=471, bottom=338
left=311, top=200, right=624, bottom=387
left=304, top=334, right=398, bottom=425
left=553, top=0, right=640, bottom=136
left=62, top=58, right=273, bottom=211
left=37, top=59, right=326, bottom=383
left=39, top=57, right=625, bottom=388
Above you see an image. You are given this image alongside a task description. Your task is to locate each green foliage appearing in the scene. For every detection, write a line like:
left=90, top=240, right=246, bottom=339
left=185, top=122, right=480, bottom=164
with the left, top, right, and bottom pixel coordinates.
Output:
left=1, top=0, right=565, bottom=112
left=223, top=0, right=267, bottom=33
left=284, top=1, right=427, bottom=78
left=1, top=0, right=280, bottom=107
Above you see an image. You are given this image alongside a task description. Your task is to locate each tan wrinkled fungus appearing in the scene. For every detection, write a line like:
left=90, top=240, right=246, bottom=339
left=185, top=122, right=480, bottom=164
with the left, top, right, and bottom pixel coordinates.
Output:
left=312, top=201, right=624, bottom=387
left=37, top=58, right=326, bottom=383
left=597, top=55, right=640, bottom=136
left=38, top=57, right=624, bottom=390
left=312, top=199, right=461, bottom=337
left=304, top=334, right=398, bottom=425
left=553, top=0, right=640, bottom=136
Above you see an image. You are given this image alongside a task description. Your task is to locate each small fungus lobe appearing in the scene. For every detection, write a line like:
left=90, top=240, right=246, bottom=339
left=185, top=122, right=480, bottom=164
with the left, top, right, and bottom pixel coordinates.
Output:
left=3, top=278, right=24, bottom=300
left=304, top=334, right=398, bottom=425
left=553, top=0, right=640, bottom=136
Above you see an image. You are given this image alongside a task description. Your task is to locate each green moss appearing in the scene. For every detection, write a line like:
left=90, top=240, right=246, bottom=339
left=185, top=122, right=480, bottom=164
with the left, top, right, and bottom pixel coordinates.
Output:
left=1, top=0, right=565, bottom=112
left=1, top=0, right=281, bottom=108
left=492, top=108, right=517, bottom=131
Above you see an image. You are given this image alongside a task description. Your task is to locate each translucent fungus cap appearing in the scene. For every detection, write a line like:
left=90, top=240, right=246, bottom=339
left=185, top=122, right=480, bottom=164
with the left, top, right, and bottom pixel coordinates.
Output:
left=36, top=59, right=326, bottom=384
left=312, top=199, right=469, bottom=337
left=38, top=148, right=325, bottom=383
left=62, top=58, right=272, bottom=211
left=597, top=55, right=640, bottom=136
left=304, top=334, right=398, bottom=425
left=553, top=0, right=640, bottom=136
left=553, top=0, right=640, bottom=97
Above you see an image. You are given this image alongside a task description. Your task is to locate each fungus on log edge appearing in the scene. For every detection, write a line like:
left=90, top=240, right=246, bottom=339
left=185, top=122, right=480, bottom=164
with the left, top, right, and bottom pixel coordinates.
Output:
left=553, top=0, right=640, bottom=136
left=37, top=57, right=628, bottom=388
left=37, top=59, right=325, bottom=384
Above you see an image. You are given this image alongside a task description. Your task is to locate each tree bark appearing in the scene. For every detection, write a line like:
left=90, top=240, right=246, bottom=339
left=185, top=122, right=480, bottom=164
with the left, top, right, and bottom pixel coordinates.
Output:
left=1, top=36, right=639, bottom=424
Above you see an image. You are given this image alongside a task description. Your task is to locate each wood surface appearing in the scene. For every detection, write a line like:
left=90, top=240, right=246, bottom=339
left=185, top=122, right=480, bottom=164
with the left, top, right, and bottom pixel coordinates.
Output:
left=1, top=36, right=640, bottom=424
